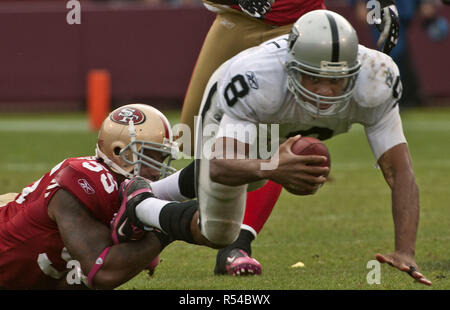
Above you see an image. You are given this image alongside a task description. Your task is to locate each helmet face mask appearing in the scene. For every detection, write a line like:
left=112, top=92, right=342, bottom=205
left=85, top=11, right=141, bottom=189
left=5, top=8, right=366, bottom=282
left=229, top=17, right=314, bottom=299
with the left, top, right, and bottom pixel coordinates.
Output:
left=120, top=137, right=178, bottom=179
left=286, top=62, right=360, bottom=116
left=286, top=10, right=362, bottom=117
left=96, top=104, right=179, bottom=180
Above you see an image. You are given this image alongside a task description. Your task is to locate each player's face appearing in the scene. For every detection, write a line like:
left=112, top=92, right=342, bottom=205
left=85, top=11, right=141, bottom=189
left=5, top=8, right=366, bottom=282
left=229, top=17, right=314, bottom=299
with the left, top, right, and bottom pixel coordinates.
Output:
left=300, top=73, right=348, bottom=110
left=139, top=149, right=166, bottom=181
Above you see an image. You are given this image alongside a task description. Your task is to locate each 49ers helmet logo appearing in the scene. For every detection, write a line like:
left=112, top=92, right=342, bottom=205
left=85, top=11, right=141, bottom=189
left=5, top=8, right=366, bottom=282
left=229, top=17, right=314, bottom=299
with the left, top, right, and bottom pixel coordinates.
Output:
left=110, top=107, right=146, bottom=125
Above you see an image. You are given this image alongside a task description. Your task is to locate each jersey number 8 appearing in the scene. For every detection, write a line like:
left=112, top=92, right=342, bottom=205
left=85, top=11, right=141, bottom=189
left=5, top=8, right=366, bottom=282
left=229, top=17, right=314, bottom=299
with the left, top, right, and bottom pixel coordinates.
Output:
left=224, top=74, right=250, bottom=107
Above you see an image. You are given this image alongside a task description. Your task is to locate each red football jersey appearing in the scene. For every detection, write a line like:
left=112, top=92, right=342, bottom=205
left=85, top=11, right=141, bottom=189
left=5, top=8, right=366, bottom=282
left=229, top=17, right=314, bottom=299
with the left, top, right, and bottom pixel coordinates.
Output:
left=0, top=157, right=120, bottom=289
left=231, top=0, right=326, bottom=26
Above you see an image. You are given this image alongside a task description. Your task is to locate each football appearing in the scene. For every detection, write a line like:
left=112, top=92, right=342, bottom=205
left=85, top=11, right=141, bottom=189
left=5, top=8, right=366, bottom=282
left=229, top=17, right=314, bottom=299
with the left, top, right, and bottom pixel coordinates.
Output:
left=291, top=136, right=331, bottom=176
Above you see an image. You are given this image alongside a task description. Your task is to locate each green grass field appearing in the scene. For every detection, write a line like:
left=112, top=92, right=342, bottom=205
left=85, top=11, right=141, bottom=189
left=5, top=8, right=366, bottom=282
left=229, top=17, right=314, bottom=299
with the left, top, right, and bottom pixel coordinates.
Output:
left=1, top=107, right=449, bottom=290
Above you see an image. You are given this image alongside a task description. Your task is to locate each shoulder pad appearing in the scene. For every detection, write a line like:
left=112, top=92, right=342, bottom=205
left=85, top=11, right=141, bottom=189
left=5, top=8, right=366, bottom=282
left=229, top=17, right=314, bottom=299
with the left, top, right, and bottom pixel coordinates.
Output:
left=55, top=158, right=119, bottom=225
left=353, top=46, right=400, bottom=108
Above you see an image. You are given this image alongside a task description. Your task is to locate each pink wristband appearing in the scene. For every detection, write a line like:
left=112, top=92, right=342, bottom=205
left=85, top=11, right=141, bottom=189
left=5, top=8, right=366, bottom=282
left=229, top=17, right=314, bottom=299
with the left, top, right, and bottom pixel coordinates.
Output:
left=88, top=246, right=111, bottom=288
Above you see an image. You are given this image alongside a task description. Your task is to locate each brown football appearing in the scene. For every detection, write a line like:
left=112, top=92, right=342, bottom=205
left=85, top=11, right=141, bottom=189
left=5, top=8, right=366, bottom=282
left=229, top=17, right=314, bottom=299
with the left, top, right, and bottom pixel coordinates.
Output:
left=291, top=136, right=331, bottom=176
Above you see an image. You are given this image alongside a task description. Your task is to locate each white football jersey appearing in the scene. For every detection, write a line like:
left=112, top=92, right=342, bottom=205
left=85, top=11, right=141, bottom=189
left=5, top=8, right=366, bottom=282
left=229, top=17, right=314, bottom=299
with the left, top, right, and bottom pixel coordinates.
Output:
left=213, top=34, right=406, bottom=160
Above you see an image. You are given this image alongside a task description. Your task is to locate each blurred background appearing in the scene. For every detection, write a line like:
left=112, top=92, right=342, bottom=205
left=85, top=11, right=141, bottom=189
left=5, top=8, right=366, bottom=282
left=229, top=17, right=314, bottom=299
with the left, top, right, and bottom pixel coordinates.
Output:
left=1, top=1, right=449, bottom=289
left=0, top=0, right=448, bottom=117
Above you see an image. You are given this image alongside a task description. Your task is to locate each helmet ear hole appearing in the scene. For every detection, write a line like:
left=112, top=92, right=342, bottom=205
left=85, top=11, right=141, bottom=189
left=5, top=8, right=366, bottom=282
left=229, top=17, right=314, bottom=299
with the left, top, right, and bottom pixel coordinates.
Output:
left=114, top=147, right=121, bottom=156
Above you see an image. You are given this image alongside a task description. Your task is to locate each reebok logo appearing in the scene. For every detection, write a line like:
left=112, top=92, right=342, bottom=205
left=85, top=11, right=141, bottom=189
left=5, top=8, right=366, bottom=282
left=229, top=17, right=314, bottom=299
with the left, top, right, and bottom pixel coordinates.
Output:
left=78, top=179, right=95, bottom=194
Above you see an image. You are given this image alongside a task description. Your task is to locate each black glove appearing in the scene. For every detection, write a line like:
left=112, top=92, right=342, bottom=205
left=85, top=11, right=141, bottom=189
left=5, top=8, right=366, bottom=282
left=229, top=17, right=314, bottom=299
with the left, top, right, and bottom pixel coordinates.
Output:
left=375, top=0, right=400, bottom=55
left=237, top=0, right=273, bottom=19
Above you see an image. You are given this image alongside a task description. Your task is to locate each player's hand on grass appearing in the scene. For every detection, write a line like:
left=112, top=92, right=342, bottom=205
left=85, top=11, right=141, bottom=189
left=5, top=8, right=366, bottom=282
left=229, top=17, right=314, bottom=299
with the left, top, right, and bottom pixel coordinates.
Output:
left=375, top=252, right=432, bottom=286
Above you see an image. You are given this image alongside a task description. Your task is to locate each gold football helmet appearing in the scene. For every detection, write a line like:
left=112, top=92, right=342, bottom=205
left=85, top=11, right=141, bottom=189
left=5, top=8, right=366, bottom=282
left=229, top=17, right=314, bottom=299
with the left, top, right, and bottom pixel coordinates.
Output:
left=96, top=103, right=179, bottom=179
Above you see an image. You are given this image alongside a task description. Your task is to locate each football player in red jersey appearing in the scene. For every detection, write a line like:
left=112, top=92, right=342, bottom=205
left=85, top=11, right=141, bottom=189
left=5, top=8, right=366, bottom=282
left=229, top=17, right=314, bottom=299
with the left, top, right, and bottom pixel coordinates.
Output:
left=0, top=104, right=180, bottom=289
left=178, top=0, right=400, bottom=276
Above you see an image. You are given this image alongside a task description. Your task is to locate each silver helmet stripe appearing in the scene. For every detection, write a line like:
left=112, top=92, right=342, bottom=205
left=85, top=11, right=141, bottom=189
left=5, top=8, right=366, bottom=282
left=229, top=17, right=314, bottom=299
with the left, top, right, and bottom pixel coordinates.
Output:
left=325, top=12, right=340, bottom=62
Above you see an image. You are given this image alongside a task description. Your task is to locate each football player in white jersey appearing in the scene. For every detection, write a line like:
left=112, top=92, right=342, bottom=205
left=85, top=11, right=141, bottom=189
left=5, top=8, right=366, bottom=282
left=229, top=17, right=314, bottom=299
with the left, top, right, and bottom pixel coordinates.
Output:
left=115, top=10, right=431, bottom=285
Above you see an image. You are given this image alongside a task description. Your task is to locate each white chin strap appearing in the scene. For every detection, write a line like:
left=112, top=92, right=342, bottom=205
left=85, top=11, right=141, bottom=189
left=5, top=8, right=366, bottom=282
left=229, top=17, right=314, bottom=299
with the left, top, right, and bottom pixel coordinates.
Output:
left=95, top=146, right=134, bottom=179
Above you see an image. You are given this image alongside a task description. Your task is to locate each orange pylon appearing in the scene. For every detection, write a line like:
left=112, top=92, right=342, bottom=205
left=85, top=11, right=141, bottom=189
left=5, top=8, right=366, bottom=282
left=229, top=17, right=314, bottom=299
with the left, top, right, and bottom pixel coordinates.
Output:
left=87, top=69, right=111, bottom=131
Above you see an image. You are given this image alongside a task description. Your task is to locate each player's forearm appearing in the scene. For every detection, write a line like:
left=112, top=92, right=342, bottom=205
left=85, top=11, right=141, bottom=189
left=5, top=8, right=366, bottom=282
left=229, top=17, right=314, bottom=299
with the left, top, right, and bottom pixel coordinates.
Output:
left=51, top=190, right=162, bottom=289
left=209, top=137, right=270, bottom=186
left=391, top=172, right=420, bottom=256
left=92, top=232, right=162, bottom=289
left=209, top=158, right=267, bottom=186
left=378, top=144, right=419, bottom=256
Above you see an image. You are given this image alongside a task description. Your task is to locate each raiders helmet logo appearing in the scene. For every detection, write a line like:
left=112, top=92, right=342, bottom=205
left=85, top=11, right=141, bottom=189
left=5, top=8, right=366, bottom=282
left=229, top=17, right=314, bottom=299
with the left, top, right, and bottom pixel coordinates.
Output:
left=110, top=107, right=146, bottom=125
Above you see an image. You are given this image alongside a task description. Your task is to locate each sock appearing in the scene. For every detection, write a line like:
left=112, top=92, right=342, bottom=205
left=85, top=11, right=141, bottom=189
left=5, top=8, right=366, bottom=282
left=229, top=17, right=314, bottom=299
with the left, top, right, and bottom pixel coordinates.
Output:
left=178, top=161, right=196, bottom=199
left=150, top=170, right=186, bottom=201
left=135, top=197, right=173, bottom=231
left=217, top=229, right=255, bottom=260
left=158, top=200, right=198, bottom=244
left=242, top=180, right=283, bottom=234
left=150, top=161, right=196, bottom=201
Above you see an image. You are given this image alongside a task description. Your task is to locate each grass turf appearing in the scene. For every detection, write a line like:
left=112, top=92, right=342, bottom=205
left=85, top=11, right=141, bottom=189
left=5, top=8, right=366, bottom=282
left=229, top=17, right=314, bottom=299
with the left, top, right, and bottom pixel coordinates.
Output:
left=0, top=107, right=449, bottom=290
